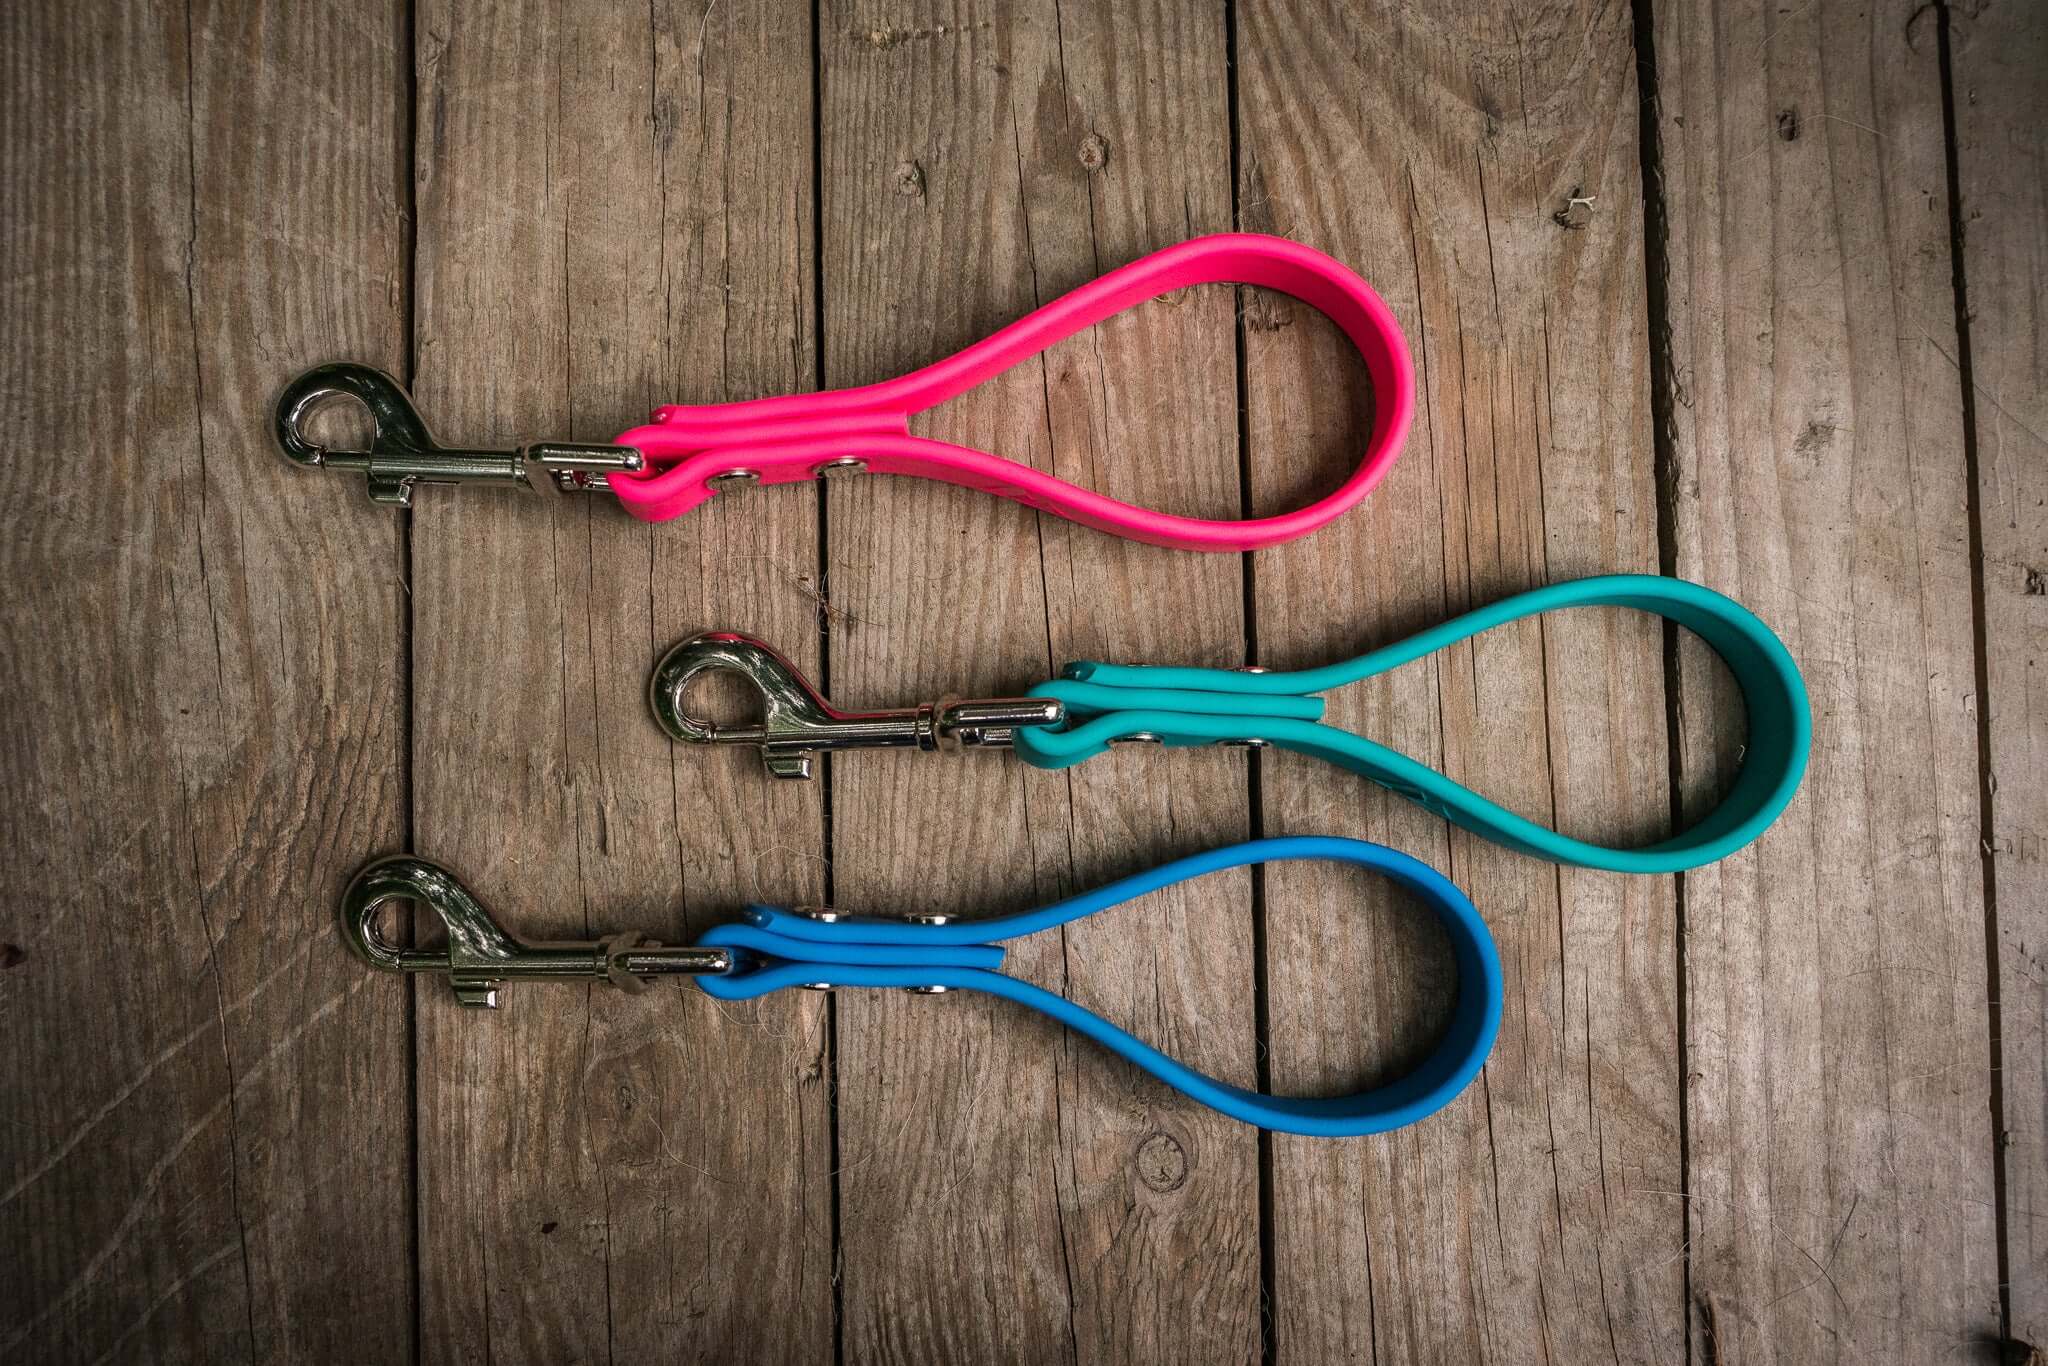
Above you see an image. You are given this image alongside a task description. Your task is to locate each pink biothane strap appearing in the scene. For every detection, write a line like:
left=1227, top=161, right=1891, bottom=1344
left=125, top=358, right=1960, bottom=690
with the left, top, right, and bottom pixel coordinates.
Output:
left=607, top=234, right=1415, bottom=552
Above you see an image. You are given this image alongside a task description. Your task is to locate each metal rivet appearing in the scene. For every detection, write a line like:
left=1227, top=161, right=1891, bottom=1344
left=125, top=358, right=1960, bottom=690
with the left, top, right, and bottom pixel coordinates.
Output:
left=905, top=985, right=951, bottom=995
left=1222, top=737, right=1270, bottom=749
left=813, top=457, right=868, bottom=478
left=795, top=907, right=838, bottom=986
left=900, top=911, right=952, bottom=925
left=1236, top=665, right=1271, bottom=674
left=706, top=469, right=761, bottom=491
left=1111, top=731, right=1163, bottom=745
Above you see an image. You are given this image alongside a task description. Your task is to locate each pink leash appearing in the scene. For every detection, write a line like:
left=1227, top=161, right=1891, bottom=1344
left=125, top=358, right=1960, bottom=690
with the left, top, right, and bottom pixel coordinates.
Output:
left=276, top=234, right=1413, bottom=553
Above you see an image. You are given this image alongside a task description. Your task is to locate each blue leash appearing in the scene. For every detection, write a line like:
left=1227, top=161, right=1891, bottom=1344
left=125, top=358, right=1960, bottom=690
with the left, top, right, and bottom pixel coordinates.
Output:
left=694, top=836, right=1502, bottom=1138
left=341, top=838, right=1503, bottom=1138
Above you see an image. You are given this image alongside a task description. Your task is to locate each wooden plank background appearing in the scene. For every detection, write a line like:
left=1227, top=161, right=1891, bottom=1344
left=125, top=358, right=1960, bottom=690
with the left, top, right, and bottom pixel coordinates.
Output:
left=1951, top=0, right=2048, bottom=1347
left=1654, top=2, right=1998, bottom=1360
left=1, top=1, right=2037, bottom=1363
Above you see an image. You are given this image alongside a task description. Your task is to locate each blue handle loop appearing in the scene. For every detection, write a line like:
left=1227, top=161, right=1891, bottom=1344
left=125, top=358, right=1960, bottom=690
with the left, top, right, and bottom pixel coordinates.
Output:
left=1012, top=575, right=1811, bottom=874
left=693, top=836, right=1502, bottom=1138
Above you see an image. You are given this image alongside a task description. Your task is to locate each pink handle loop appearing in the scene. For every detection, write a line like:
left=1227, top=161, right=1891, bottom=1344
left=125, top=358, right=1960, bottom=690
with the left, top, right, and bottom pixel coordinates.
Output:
left=608, top=234, right=1414, bottom=553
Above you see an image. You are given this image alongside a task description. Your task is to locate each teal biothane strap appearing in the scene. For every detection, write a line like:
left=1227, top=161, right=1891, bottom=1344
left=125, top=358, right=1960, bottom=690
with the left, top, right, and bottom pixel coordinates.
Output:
left=1013, top=575, right=1811, bottom=874
left=695, top=836, right=1503, bottom=1138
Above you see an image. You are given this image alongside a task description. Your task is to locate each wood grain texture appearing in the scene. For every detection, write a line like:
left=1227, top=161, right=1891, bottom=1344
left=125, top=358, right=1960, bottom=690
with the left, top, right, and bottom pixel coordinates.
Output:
left=1651, top=0, right=1999, bottom=1358
left=1951, top=0, right=2048, bottom=1345
left=0, top=1, right=411, bottom=1362
left=1237, top=0, right=1682, bottom=1360
left=409, top=1, right=832, bottom=1360
left=8, top=3, right=2037, bottom=1361
left=818, top=2, right=1257, bottom=1360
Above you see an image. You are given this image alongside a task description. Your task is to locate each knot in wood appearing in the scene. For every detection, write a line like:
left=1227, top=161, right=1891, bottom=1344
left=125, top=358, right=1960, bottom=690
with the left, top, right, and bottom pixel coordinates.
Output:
left=1136, top=1132, right=1188, bottom=1192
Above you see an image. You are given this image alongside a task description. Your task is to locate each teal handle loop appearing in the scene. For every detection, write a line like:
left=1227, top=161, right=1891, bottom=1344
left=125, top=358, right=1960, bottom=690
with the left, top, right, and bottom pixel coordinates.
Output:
left=693, top=836, right=1503, bottom=1138
left=1011, top=575, right=1811, bottom=874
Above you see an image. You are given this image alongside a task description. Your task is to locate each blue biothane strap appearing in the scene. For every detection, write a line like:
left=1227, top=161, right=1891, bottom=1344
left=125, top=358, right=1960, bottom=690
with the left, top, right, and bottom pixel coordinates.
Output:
left=1011, top=574, right=1811, bottom=875
left=692, top=836, right=1503, bottom=1139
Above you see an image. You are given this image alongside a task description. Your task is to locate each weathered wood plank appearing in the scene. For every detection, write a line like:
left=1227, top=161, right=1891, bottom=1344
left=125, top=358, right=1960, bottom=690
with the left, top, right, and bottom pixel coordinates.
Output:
left=1652, top=0, right=1999, bottom=1357
left=409, top=2, right=832, bottom=1359
left=1951, top=0, right=2048, bottom=1346
left=0, top=1, right=410, bottom=1362
left=1237, top=0, right=1681, bottom=1359
left=819, top=2, right=1255, bottom=1359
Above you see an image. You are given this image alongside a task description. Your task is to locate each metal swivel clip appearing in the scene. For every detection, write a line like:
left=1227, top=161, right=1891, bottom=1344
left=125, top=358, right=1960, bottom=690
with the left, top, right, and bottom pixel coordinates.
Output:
left=341, top=857, right=732, bottom=1008
left=648, top=632, right=1064, bottom=780
left=274, top=363, right=644, bottom=507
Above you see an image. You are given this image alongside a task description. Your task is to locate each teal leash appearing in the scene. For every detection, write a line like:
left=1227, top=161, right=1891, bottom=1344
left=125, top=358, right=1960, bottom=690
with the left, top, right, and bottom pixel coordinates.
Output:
left=1012, top=575, right=1810, bottom=874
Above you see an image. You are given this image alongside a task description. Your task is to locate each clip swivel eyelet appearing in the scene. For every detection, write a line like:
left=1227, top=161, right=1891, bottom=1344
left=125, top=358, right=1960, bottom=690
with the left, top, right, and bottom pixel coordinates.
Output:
left=274, top=363, right=645, bottom=508
left=648, top=632, right=1064, bottom=780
